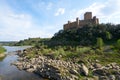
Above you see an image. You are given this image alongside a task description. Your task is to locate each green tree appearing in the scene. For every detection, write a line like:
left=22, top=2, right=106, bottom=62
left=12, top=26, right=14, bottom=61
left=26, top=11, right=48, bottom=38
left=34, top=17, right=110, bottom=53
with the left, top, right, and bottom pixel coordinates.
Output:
left=116, top=39, right=120, bottom=49
left=113, top=39, right=120, bottom=53
left=106, top=31, right=112, bottom=40
left=96, top=38, right=104, bottom=49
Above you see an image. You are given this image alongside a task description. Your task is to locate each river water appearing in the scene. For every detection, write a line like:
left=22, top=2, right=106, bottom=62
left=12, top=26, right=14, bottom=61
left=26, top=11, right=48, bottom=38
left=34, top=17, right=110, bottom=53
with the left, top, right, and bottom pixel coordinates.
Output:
left=0, top=46, right=44, bottom=80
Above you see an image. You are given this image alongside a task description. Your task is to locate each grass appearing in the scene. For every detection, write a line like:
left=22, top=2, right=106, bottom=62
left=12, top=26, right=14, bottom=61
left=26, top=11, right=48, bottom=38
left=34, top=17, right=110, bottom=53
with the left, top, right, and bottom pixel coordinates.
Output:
left=25, top=44, right=120, bottom=66
left=0, top=46, right=6, bottom=54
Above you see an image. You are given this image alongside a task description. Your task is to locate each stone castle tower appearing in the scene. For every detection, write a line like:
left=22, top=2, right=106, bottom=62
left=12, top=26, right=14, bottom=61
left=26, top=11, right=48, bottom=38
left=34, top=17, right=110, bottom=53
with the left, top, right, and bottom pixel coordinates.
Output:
left=63, top=12, right=99, bottom=30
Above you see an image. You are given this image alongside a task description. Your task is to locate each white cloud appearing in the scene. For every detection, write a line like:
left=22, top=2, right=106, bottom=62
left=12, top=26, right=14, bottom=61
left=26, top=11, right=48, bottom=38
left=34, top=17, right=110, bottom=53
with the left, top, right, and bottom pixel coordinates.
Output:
left=69, top=2, right=105, bottom=21
left=69, top=0, right=120, bottom=24
left=0, top=2, right=54, bottom=41
left=55, top=8, right=65, bottom=16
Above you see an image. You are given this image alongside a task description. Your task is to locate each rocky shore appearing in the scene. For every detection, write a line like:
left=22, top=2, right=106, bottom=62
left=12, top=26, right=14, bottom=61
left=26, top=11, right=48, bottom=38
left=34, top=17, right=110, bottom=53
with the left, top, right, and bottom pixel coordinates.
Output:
left=12, top=50, right=120, bottom=80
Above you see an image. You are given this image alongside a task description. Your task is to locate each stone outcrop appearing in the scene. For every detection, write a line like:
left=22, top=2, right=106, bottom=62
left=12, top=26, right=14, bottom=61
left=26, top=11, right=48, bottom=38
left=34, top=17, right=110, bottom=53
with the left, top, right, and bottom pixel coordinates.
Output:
left=12, top=49, right=120, bottom=80
left=12, top=56, right=82, bottom=80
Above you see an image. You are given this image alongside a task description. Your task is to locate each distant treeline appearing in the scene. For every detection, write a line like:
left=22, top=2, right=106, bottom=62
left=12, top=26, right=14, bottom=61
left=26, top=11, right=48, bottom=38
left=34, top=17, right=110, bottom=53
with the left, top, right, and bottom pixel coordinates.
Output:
left=0, top=41, right=17, bottom=46
left=13, top=37, right=50, bottom=46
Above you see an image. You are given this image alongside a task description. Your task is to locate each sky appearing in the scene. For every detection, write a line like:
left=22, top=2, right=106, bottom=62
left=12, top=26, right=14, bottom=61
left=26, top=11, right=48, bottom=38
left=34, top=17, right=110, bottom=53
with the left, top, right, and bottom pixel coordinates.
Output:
left=0, top=0, right=120, bottom=41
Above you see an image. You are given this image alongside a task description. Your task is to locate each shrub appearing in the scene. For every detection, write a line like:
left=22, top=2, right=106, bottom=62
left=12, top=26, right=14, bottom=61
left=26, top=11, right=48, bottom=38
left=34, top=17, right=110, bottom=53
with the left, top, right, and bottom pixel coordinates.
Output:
left=0, top=46, right=6, bottom=54
left=96, top=38, right=104, bottom=49
left=116, top=39, right=120, bottom=48
left=113, top=39, right=120, bottom=53
left=106, top=31, right=112, bottom=40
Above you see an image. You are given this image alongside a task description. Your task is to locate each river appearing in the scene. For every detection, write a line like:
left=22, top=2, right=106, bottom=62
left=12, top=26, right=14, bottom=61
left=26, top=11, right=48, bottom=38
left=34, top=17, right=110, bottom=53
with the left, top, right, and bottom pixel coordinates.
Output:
left=0, top=46, right=44, bottom=80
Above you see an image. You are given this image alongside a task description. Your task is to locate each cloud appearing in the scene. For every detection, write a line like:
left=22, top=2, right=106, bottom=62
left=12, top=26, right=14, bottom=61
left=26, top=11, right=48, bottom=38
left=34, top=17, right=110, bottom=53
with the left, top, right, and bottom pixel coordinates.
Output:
left=55, top=8, right=65, bottom=16
left=68, top=0, right=120, bottom=24
left=68, top=2, right=105, bottom=21
left=0, top=1, right=54, bottom=41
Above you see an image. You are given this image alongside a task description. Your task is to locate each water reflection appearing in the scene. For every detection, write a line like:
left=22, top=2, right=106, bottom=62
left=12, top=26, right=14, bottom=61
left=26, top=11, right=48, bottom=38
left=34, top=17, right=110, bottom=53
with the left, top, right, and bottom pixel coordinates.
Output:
left=0, top=46, right=43, bottom=80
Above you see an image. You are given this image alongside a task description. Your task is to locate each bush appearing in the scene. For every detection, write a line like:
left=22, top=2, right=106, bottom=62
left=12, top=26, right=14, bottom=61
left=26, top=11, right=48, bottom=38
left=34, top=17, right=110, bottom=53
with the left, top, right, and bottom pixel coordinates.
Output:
left=96, top=38, right=104, bottom=49
left=0, top=46, right=6, bottom=54
left=116, top=39, right=120, bottom=48
left=113, top=39, right=120, bottom=53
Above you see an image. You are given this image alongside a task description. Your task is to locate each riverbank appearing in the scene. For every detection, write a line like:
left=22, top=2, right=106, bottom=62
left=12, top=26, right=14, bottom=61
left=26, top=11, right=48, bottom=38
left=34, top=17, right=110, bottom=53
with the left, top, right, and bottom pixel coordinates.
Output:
left=0, top=46, right=6, bottom=58
left=13, top=47, right=120, bottom=80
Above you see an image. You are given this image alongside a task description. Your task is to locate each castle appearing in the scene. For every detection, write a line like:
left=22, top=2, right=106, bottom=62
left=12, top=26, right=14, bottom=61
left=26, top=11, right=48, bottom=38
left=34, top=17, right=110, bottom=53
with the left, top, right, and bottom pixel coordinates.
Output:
left=63, top=12, right=99, bottom=30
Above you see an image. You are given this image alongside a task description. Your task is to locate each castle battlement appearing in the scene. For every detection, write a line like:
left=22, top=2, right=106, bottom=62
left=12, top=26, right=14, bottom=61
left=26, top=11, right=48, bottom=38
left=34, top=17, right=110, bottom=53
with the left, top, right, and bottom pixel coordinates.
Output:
left=63, top=12, right=99, bottom=30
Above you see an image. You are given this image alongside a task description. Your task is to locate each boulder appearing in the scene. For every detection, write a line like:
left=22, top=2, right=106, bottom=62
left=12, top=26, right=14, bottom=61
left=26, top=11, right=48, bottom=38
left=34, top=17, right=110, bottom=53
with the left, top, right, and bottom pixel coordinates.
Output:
left=116, top=75, right=120, bottom=80
left=69, top=69, right=79, bottom=75
left=93, top=69, right=107, bottom=76
left=93, top=63, right=102, bottom=68
left=109, top=75, right=115, bottom=80
left=81, top=63, right=89, bottom=76
left=99, top=76, right=109, bottom=80
left=26, top=68, right=35, bottom=72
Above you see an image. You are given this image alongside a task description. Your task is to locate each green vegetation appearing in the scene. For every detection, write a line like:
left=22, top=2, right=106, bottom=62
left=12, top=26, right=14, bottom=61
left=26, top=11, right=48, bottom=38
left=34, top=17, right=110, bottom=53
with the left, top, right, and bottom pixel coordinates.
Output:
left=0, top=41, right=17, bottom=46
left=50, top=23, right=120, bottom=46
left=14, top=23, right=120, bottom=65
left=24, top=44, right=120, bottom=65
left=12, top=37, right=50, bottom=46
left=96, top=37, right=104, bottom=49
left=0, top=46, right=6, bottom=54
left=111, top=39, right=120, bottom=53
left=0, top=46, right=6, bottom=61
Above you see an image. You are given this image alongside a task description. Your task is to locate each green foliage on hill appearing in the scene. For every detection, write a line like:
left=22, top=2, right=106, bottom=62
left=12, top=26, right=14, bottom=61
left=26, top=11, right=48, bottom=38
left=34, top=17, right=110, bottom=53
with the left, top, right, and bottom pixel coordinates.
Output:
left=50, top=23, right=120, bottom=46
left=0, top=46, right=6, bottom=54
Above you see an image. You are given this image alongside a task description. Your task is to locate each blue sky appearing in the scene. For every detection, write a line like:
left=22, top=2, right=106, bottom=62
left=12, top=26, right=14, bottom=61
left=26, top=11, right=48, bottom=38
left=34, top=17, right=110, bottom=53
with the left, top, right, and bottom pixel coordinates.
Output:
left=0, top=0, right=120, bottom=41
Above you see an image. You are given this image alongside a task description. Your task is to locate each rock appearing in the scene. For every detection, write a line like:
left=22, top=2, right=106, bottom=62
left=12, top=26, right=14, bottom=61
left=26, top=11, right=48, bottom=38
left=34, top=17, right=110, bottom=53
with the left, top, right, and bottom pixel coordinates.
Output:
left=69, top=69, right=79, bottom=75
left=17, top=65, right=23, bottom=70
left=85, top=77, right=96, bottom=80
left=93, top=63, right=102, bottom=68
left=93, top=76, right=99, bottom=80
left=81, top=63, right=89, bottom=76
left=116, top=75, right=120, bottom=80
left=95, top=59, right=100, bottom=63
left=26, top=68, right=35, bottom=72
left=99, top=76, right=109, bottom=80
left=25, top=64, right=31, bottom=69
left=70, top=75, right=79, bottom=80
left=14, top=51, right=120, bottom=80
left=13, top=62, right=22, bottom=66
left=110, top=63, right=117, bottom=68
left=17, top=58, right=23, bottom=61
left=109, top=75, right=115, bottom=80
left=93, top=69, right=107, bottom=76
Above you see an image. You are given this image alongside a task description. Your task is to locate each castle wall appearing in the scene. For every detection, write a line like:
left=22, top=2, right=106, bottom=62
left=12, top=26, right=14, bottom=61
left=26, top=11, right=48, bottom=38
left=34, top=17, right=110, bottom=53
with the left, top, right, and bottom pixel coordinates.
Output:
left=64, top=22, right=77, bottom=30
left=63, top=12, right=99, bottom=30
